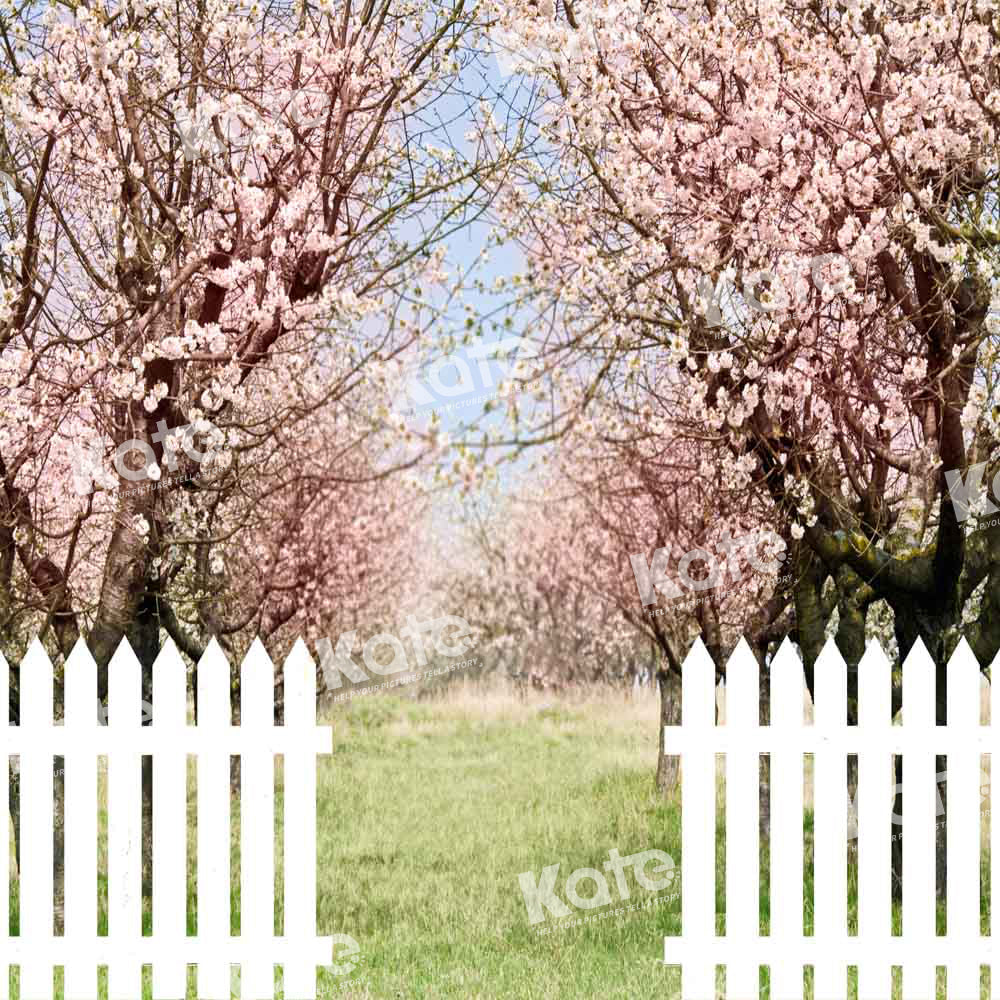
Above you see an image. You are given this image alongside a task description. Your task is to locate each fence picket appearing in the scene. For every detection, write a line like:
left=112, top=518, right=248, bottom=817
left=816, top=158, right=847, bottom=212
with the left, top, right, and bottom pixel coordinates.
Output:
left=811, top=638, right=848, bottom=1000
left=900, top=640, right=937, bottom=1000
left=991, top=650, right=1000, bottom=1000
left=197, top=640, right=232, bottom=999
left=19, top=639, right=54, bottom=1000
left=240, top=640, right=276, bottom=999
left=854, top=641, right=892, bottom=1000
left=282, top=640, right=319, bottom=999
left=152, top=641, right=189, bottom=1000
left=724, top=638, right=760, bottom=999
left=768, top=638, right=804, bottom=1000
left=63, top=640, right=98, bottom=1000
left=670, top=638, right=716, bottom=998
left=0, top=648, right=8, bottom=1000
left=107, top=639, right=143, bottom=1000
left=945, top=639, right=982, bottom=1000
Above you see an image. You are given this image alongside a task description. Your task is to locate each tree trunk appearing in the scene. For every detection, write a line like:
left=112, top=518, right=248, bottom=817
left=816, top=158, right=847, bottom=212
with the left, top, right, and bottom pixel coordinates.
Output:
left=8, top=678, right=18, bottom=882
left=8, top=760, right=18, bottom=878
left=656, top=667, right=682, bottom=795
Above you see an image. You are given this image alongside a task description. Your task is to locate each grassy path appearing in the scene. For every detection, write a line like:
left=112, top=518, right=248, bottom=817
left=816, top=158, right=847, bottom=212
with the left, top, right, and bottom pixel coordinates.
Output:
left=315, top=688, right=678, bottom=998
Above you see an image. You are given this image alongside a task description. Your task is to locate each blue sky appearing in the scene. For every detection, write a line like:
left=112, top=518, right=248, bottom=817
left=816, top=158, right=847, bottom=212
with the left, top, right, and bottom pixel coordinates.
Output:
left=376, top=38, right=555, bottom=513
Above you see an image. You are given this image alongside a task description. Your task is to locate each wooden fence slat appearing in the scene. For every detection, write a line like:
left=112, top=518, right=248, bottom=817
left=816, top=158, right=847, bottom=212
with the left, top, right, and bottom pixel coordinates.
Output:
left=768, top=638, right=804, bottom=1000
left=240, top=640, right=276, bottom=999
left=197, top=639, right=232, bottom=1000
left=811, top=638, right=848, bottom=1000
left=18, top=639, right=54, bottom=1000
left=991, top=649, right=1000, bottom=1000
left=900, top=640, right=937, bottom=1000
left=724, top=638, right=759, bottom=1000
left=945, top=639, right=982, bottom=1000
left=855, top=642, right=892, bottom=1000
left=674, top=638, right=716, bottom=999
left=107, top=639, right=143, bottom=1000
left=0, top=648, right=8, bottom=1000
left=63, top=640, right=98, bottom=1000
left=282, top=640, right=318, bottom=1000
left=151, top=641, right=188, bottom=1000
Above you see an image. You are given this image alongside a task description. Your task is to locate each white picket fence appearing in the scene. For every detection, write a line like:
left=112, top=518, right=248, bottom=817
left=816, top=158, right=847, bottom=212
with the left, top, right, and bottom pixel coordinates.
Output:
left=664, top=635, right=994, bottom=1000
left=1, top=637, right=332, bottom=1000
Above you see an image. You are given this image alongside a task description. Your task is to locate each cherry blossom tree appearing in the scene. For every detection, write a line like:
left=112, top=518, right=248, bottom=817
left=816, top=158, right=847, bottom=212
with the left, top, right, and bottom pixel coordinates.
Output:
left=481, top=413, right=792, bottom=798
left=446, top=482, right=640, bottom=689
left=0, top=0, right=498, bottom=898
left=487, top=0, right=1000, bottom=894
left=551, top=415, right=796, bottom=783
left=0, top=0, right=499, bottom=664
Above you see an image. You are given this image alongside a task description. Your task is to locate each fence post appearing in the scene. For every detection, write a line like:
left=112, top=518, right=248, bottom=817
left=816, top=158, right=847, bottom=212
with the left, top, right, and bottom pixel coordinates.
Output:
left=725, top=638, right=760, bottom=999
left=107, top=639, right=143, bottom=1000
left=900, top=639, right=938, bottom=999
left=63, top=640, right=98, bottom=1000
left=240, top=640, right=276, bottom=999
left=812, top=638, right=848, bottom=1000
left=945, top=639, right=982, bottom=999
left=856, top=641, right=893, bottom=1000
left=152, top=641, right=189, bottom=999
left=19, top=639, right=54, bottom=1000
left=197, top=640, right=232, bottom=999
left=676, top=638, right=716, bottom=998
left=282, top=639, right=320, bottom=999
left=769, top=638, right=805, bottom=1000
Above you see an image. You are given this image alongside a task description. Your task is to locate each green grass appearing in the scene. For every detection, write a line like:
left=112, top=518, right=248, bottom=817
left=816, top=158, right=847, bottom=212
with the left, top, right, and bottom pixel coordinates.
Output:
left=314, top=688, right=676, bottom=998
left=5, top=684, right=995, bottom=997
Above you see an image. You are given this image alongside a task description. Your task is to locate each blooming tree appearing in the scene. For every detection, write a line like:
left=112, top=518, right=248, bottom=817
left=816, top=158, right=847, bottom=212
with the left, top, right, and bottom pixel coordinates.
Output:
left=0, top=0, right=493, bottom=671
left=488, top=0, right=1000, bottom=890
left=0, top=0, right=499, bottom=893
left=450, top=482, right=640, bottom=688
left=508, top=415, right=794, bottom=791
left=489, top=0, right=1000, bottom=678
